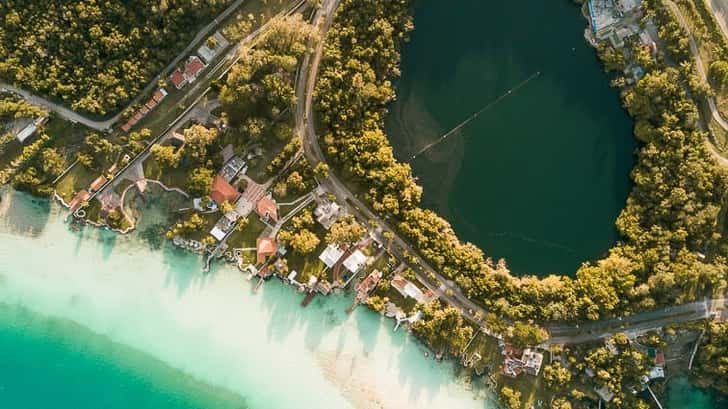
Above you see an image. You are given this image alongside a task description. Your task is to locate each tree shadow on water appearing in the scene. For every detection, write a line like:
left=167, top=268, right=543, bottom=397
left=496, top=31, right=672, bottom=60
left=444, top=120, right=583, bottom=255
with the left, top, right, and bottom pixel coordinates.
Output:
left=160, top=243, right=206, bottom=295
left=0, top=188, right=51, bottom=237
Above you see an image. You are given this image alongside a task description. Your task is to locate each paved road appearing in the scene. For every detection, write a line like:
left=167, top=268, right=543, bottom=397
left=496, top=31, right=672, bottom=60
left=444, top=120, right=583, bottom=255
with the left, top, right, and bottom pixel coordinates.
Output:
left=294, top=0, right=728, bottom=345
left=294, top=0, right=489, bottom=325
left=667, top=1, right=728, bottom=127
left=707, top=0, right=728, bottom=40
left=0, top=0, right=247, bottom=132
left=545, top=298, right=726, bottom=345
left=95, top=0, right=306, bottom=199
left=666, top=0, right=728, bottom=165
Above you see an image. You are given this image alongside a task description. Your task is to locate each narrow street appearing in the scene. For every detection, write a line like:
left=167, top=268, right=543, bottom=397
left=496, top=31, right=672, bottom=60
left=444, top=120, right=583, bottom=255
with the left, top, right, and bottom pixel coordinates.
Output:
left=294, top=0, right=728, bottom=343
left=0, top=0, right=249, bottom=132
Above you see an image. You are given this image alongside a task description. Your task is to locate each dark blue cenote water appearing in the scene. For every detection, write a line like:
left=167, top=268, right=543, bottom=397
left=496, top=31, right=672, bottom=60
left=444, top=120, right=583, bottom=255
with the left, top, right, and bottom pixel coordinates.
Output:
left=386, top=0, right=636, bottom=276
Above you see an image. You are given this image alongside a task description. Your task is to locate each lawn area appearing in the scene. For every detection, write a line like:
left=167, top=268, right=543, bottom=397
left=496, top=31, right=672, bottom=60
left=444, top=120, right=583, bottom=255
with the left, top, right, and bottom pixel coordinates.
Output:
left=463, top=331, right=502, bottom=376
left=288, top=250, right=325, bottom=285
left=143, top=156, right=190, bottom=192
left=499, top=369, right=552, bottom=409
left=185, top=211, right=221, bottom=242
left=83, top=198, right=103, bottom=223
left=226, top=214, right=267, bottom=249
left=371, top=250, right=395, bottom=273
left=44, top=117, right=89, bottom=161
left=709, top=116, right=728, bottom=153
left=54, top=163, right=97, bottom=202
left=378, top=283, right=418, bottom=314
left=113, top=178, right=135, bottom=197
left=247, top=135, right=288, bottom=183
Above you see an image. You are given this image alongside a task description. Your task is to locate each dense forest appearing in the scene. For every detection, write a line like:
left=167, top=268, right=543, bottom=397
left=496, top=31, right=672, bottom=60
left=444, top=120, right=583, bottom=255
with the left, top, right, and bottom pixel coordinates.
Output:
left=0, top=0, right=232, bottom=116
left=315, top=0, right=728, bottom=327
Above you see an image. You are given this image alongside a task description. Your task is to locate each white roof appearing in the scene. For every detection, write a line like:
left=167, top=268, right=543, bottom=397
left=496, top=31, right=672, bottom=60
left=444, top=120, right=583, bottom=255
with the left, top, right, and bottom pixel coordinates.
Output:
left=287, top=270, right=298, bottom=281
left=319, top=244, right=344, bottom=268
left=649, top=366, right=665, bottom=379
left=16, top=123, right=37, bottom=143
left=403, top=282, right=425, bottom=303
left=210, top=226, right=227, bottom=241
left=343, top=250, right=367, bottom=273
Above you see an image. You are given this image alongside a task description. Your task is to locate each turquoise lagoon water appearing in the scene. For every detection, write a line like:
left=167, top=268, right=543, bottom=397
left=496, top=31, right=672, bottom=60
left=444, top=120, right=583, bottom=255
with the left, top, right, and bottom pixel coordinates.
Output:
left=0, top=188, right=495, bottom=409
left=666, top=376, right=726, bottom=409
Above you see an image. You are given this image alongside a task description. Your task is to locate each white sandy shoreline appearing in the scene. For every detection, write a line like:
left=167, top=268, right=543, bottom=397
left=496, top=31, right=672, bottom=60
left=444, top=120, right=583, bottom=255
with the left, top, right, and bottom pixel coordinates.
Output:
left=0, top=188, right=495, bottom=409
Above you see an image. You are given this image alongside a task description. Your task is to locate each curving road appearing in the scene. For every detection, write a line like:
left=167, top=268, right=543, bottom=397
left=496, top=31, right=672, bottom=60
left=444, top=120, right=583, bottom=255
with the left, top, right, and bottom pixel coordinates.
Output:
left=295, top=0, right=502, bottom=325
left=0, top=0, right=248, bottom=132
left=707, top=0, right=728, bottom=41
left=94, top=0, right=306, bottom=199
left=665, top=0, right=728, bottom=166
left=666, top=1, right=728, bottom=127
left=294, top=0, right=728, bottom=345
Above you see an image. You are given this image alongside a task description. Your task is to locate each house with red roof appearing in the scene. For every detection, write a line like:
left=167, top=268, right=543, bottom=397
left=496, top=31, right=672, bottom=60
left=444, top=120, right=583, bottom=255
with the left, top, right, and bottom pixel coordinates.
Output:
left=152, top=88, right=168, bottom=102
left=68, top=190, right=91, bottom=212
left=184, top=56, right=206, bottom=83
left=89, top=175, right=108, bottom=193
left=170, top=68, right=187, bottom=89
left=256, top=196, right=278, bottom=222
left=256, top=237, right=277, bottom=264
left=210, top=175, right=241, bottom=205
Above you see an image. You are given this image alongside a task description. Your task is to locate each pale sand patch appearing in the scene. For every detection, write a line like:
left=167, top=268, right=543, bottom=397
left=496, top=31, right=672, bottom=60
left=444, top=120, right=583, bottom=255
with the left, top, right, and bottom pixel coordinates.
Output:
left=0, top=190, right=494, bottom=409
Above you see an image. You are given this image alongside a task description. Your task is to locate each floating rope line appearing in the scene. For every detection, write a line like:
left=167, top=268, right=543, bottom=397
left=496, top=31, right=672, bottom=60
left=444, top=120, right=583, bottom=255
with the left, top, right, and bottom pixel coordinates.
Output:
left=410, top=71, right=542, bottom=160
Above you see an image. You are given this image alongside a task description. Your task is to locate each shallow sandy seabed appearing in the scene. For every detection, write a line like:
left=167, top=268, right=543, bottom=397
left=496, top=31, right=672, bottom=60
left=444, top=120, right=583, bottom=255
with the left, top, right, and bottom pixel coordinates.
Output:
left=0, top=188, right=494, bottom=409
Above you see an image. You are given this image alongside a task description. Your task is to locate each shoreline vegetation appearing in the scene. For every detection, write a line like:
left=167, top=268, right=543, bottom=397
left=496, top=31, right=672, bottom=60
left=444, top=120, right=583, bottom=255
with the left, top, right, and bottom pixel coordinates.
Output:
left=0, top=0, right=726, bottom=408
left=313, top=0, right=727, bottom=406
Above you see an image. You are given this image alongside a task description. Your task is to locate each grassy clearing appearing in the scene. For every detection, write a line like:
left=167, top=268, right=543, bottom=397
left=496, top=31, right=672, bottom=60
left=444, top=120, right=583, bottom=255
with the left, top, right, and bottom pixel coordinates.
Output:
left=709, top=116, right=728, bottom=153
left=226, top=214, right=267, bottom=249
left=185, top=211, right=221, bottom=242
left=54, top=163, right=96, bottom=202
left=113, top=178, right=135, bottom=196
left=462, top=331, right=502, bottom=375
left=288, top=251, right=325, bottom=285
left=247, top=136, right=288, bottom=183
left=499, top=371, right=551, bottom=409
left=44, top=117, right=89, bottom=160
left=0, top=138, right=22, bottom=170
left=379, top=283, right=418, bottom=313
left=143, top=156, right=189, bottom=191
left=84, top=198, right=103, bottom=223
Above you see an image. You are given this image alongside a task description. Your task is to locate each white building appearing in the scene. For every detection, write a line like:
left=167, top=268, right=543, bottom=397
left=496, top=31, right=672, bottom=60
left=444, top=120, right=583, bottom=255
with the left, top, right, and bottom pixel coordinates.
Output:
left=649, top=366, right=665, bottom=380
left=314, top=201, right=341, bottom=230
left=391, top=274, right=426, bottom=303
left=197, top=31, right=230, bottom=64
left=521, top=348, right=544, bottom=376
left=319, top=244, right=344, bottom=269
left=15, top=116, right=48, bottom=143
left=343, top=249, right=367, bottom=273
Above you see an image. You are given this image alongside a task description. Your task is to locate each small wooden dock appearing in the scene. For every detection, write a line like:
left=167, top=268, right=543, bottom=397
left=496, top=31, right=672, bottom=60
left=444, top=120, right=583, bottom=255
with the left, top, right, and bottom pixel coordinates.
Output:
left=301, top=291, right=316, bottom=307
